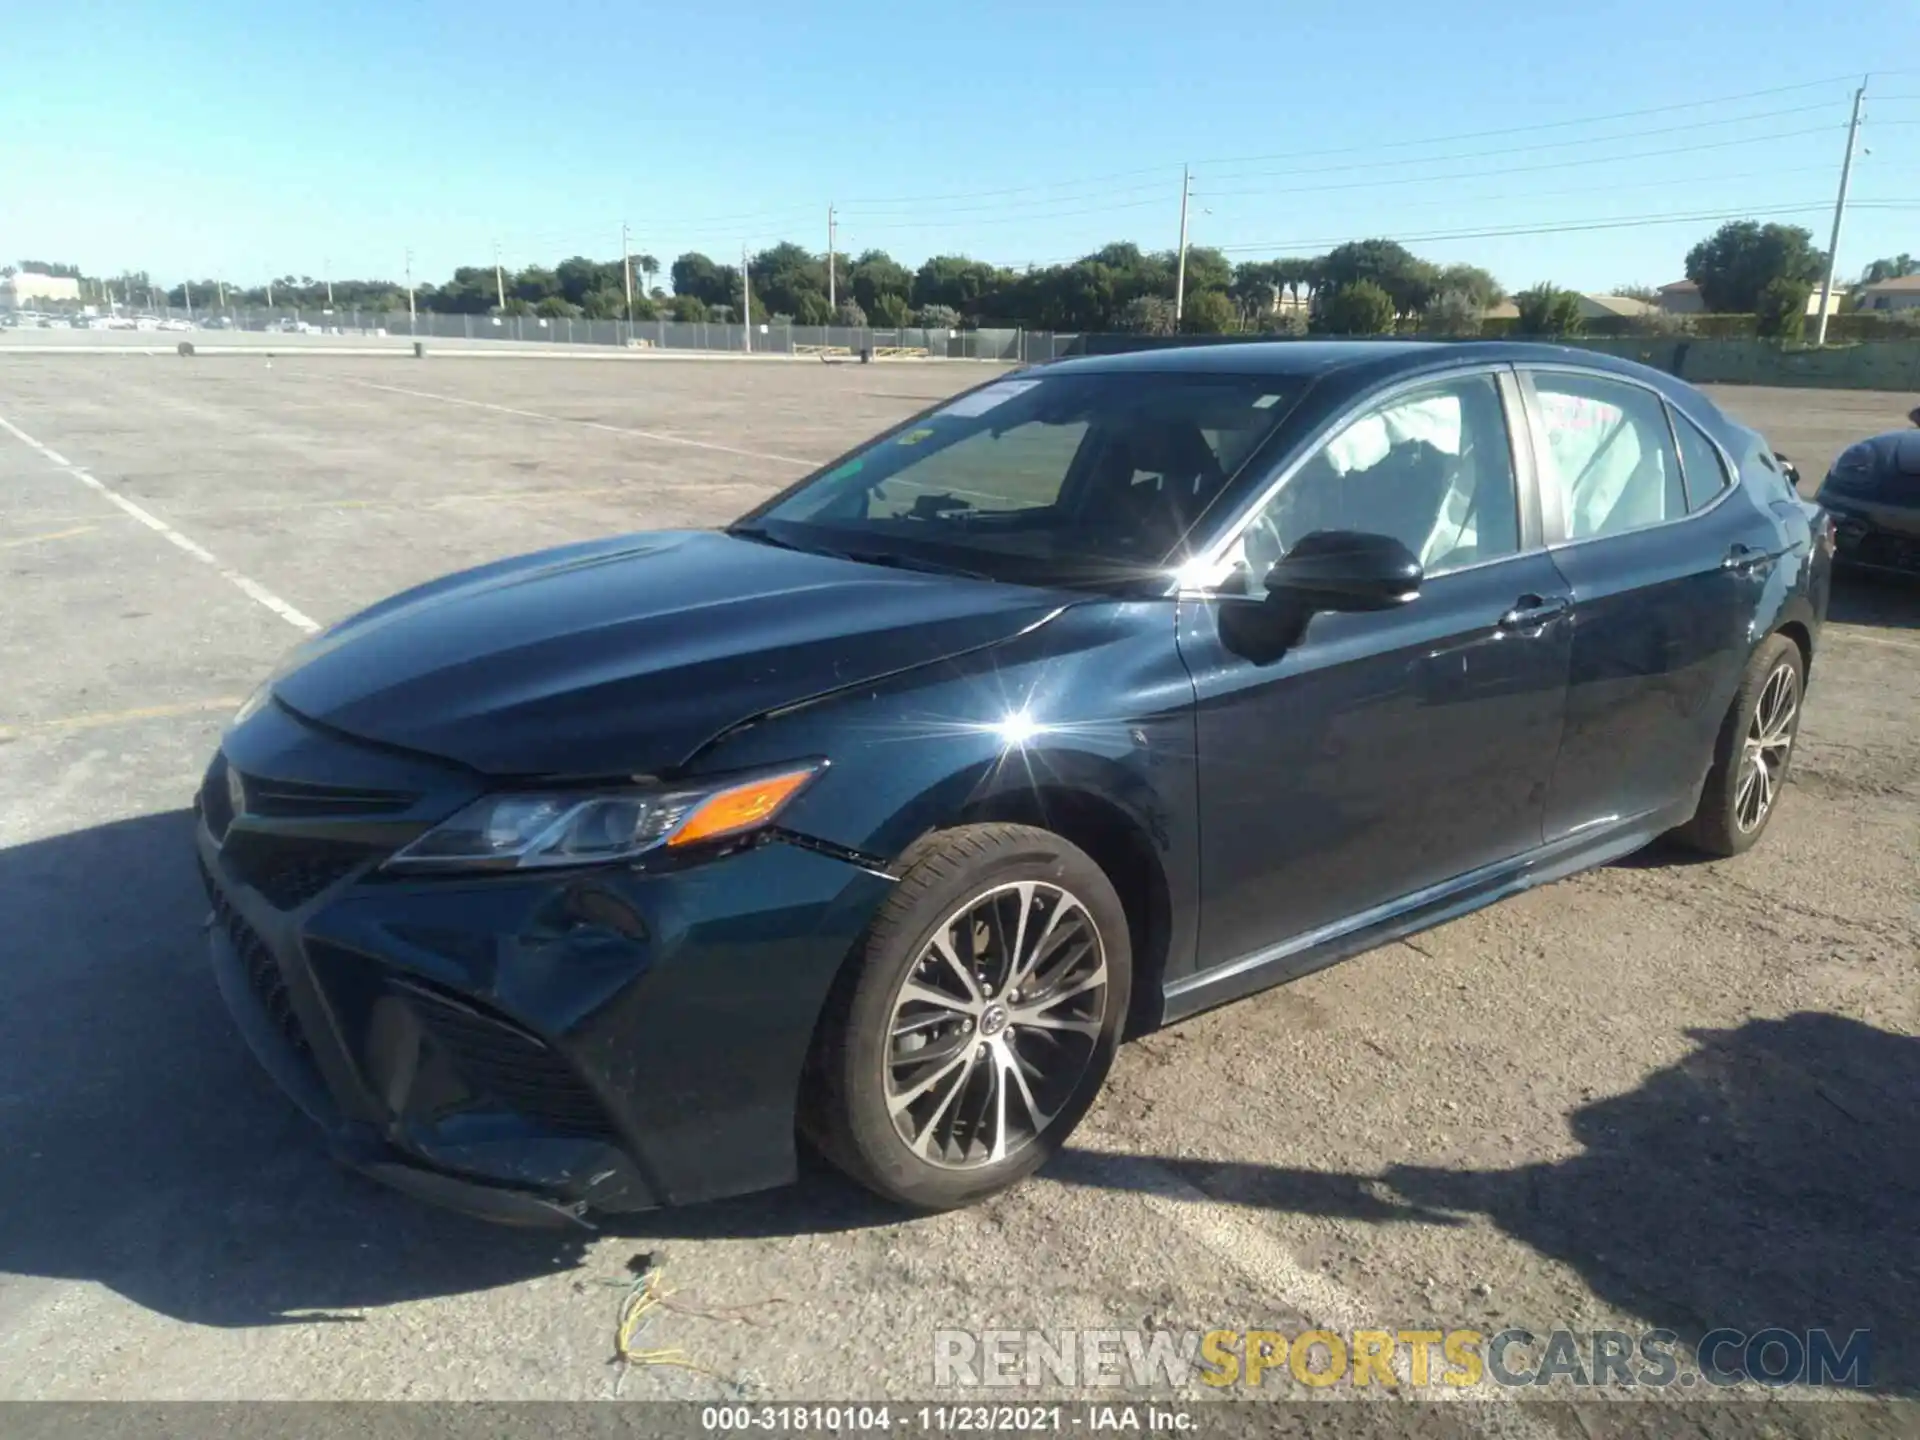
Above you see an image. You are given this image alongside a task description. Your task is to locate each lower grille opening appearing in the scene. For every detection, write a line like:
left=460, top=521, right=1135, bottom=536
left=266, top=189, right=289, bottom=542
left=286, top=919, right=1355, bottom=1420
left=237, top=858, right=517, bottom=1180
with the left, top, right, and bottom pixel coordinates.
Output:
left=392, top=980, right=615, bottom=1138
left=221, top=832, right=376, bottom=910
left=200, top=860, right=312, bottom=1062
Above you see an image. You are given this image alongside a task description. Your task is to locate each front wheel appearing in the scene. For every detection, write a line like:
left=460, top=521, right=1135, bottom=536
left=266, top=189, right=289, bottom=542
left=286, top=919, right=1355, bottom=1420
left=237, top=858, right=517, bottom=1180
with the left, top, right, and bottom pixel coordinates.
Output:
left=1674, top=633, right=1805, bottom=857
left=807, top=824, right=1131, bottom=1211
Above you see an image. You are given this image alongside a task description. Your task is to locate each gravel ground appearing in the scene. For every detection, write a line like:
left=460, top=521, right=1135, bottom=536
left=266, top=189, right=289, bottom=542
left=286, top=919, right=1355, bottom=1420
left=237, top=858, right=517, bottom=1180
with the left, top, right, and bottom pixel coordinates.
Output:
left=0, top=353, right=1913, bottom=1433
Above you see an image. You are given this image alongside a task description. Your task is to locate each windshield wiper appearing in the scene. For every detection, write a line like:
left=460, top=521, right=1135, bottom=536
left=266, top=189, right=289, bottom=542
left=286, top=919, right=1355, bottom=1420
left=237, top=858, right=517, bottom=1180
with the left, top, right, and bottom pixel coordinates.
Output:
left=837, top=548, right=995, bottom=582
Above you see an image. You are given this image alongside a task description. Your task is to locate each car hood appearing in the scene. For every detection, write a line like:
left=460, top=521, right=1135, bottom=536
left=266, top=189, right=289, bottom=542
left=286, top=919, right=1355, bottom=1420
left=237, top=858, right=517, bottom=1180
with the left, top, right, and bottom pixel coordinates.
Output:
left=271, top=530, right=1066, bottom=777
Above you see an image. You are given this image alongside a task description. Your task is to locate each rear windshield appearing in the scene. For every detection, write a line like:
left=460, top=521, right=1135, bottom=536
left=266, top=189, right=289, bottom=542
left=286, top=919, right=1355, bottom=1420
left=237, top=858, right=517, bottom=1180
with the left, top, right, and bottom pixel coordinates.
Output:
left=736, top=371, right=1304, bottom=583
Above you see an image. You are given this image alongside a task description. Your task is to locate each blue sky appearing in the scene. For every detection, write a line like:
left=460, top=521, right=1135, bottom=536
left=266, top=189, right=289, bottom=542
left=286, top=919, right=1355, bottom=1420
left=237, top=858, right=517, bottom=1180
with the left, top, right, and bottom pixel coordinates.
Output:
left=5, top=0, right=1916, bottom=294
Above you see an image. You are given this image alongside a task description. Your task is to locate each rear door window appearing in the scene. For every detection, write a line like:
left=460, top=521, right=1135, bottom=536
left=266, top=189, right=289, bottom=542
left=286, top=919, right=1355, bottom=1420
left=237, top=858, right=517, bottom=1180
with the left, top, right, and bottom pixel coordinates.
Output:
left=1529, top=373, right=1686, bottom=540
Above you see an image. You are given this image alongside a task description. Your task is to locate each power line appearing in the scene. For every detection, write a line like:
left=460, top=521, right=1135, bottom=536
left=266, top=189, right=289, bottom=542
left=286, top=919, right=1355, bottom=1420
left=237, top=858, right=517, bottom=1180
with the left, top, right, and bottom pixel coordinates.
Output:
left=1201, top=111, right=1842, bottom=186
left=1198, top=125, right=1846, bottom=199
left=830, top=73, right=1870, bottom=210
left=1207, top=201, right=1844, bottom=255
left=1188, top=73, right=1867, bottom=170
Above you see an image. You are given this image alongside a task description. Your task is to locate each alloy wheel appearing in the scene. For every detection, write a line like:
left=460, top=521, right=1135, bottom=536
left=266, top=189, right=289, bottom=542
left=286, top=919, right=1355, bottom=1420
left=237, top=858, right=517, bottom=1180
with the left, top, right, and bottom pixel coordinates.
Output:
left=1734, top=662, right=1799, bottom=833
left=883, top=881, right=1107, bottom=1169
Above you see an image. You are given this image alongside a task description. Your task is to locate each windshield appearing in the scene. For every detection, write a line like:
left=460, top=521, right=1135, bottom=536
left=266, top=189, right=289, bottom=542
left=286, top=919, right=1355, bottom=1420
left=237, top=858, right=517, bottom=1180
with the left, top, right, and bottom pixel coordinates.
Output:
left=736, top=371, right=1303, bottom=583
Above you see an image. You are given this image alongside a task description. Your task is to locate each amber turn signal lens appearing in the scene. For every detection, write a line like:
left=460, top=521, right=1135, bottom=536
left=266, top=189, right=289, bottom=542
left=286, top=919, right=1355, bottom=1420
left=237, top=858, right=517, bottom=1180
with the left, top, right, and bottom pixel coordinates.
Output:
left=667, top=768, right=816, bottom=847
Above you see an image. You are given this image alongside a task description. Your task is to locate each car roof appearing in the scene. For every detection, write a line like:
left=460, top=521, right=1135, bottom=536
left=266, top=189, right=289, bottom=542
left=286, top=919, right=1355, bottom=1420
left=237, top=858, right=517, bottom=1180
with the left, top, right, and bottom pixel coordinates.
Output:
left=1038, top=338, right=1681, bottom=388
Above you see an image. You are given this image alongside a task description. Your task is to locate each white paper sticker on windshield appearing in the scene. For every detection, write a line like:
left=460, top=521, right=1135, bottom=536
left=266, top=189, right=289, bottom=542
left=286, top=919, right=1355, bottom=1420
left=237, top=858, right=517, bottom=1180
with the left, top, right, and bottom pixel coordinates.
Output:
left=937, top=379, right=1041, bottom=419
left=1253, top=394, right=1281, bottom=408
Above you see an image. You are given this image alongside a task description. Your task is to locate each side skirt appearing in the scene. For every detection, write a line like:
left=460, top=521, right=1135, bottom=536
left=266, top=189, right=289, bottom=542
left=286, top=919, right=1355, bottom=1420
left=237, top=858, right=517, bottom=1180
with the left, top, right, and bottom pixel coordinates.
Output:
left=1160, top=802, right=1694, bottom=1026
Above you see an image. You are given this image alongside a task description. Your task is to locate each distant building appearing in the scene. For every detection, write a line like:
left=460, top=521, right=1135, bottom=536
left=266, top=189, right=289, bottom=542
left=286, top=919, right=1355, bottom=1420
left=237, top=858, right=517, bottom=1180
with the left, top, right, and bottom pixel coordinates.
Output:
left=1657, top=277, right=1842, bottom=317
left=1577, top=294, right=1659, bottom=320
left=1657, top=280, right=1706, bottom=314
left=0, top=271, right=81, bottom=309
left=1856, top=275, right=1920, bottom=312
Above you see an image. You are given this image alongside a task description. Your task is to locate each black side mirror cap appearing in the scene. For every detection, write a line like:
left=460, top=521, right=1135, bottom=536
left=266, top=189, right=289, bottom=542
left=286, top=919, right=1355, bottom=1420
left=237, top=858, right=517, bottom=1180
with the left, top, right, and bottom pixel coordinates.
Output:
left=1264, top=529, right=1423, bottom=613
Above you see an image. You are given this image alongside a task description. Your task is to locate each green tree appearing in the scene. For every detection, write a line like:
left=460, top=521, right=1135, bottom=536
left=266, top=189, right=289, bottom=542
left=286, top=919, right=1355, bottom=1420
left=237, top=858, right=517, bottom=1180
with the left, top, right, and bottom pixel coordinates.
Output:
left=1317, top=240, right=1436, bottom=315
left=870, top=292, right=911, bottom=327
left=1119, top=295, right=1178, bottom=335
left=671, top=252, right=728, bottom=305
left=1860, top=254, right=1916, bottom=285
left=1514, top=283, right=1583, bottom=335
left=910, top=255, right=1003, bottom=315
left=1612, top=283, right=1662, bottom=305
left=1314, top=280, right=1397, bottom=335
left=1755, top=277, right=1811, bottom=339
left=1180, top=246, right=1234, bottom=300
left=915, top=303, right=961, bottom=330
left=512, top=266, right=560, bottom=304
left=1180, top=288, right=1237, bottom=334
left=1684, top=221, right=1824, bottom=313
left=833, top=299, right=867, bottom=327
left=535, top=295, right=579, bottom=319
left=580, top=288, right=625, bottom=319
left=1434, top=263, right=1504, bottom=309
left=670, top=294, right=709, bottom=322
left=1421, top=290, right=1484, bottom=336
left=848, top=250, right=912, bottom=312
left=636, top=255, right=660, bottom=294
left=792, top=291, right=833, bottom=325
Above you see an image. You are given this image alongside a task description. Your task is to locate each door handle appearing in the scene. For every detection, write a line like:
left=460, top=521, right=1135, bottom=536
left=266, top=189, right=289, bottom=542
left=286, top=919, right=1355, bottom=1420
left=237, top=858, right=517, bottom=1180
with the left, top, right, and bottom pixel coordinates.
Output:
left=1497, top=594, right=1571, bottom=630
left=1722, top=543, right=1772, bottom=573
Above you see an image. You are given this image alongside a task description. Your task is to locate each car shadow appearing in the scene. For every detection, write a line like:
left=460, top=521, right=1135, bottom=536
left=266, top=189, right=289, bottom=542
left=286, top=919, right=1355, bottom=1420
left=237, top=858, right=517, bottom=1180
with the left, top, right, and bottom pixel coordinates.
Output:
left=0, top=810, right=596, bottom=1328
left=1828, top=571, right=1920, bottom=631
left=1052, top=1011, right=1918, bottom=1395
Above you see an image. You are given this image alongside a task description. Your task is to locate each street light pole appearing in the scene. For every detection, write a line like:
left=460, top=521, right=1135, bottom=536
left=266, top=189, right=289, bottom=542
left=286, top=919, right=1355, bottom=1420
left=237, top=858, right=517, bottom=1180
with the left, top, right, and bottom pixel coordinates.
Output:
left=622, top=222, right=634, bottom=323
left=405, top=248, right=416, bottom=331
left=1815, top=78, right=1868, bottom=348
left=494, top=240, right=506, bottom=311
left=741, top=244, right=752, bottom=354
left=1174, top=165, right=1192, bottom=325
left=827, top=203, right=837, bottom=312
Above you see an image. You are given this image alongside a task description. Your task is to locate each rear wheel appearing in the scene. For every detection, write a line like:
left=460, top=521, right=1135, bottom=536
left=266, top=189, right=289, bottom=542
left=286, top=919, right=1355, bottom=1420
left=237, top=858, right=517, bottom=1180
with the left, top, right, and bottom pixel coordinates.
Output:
left=808, top=824, right=1130, bottom=1210
left=1674, top=633, right=1805, bottom=857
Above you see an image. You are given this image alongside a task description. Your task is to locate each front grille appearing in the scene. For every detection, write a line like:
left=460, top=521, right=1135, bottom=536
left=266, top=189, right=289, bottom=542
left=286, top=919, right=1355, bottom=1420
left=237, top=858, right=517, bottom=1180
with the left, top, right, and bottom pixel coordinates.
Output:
left=244, top=775, right=417, bottom=818
left=393, top=980, right=614, bottom=1137
left=221, top=832, right=375, bottom=910
left=1855, top=531, right=1920, bottom=573
left=201, top=860, right=312, bottom=1062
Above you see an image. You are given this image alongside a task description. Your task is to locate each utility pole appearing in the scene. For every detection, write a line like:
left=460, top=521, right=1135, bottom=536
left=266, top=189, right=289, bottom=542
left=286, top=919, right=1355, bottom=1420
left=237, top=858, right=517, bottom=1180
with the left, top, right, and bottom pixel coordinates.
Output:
left=267, top=278, right=275, bottom=309
left=494, top=240, right=506, bottom=311
left=216, top=279, right=226, bottom=309
left=1815, top=78, right=1868, bottom=347
left=182, top=279, right=193, bottom=320
left=405, top=248, right=416, bottom=330
left=741, top=243, right=752, bottom=353
left=1174, top=165, right=1192, bottom=324
left=827, top=203, right=837, bottom=312
left=324, top=259, right=334, bottom=307
left=621, top=222, right=634, bottom=322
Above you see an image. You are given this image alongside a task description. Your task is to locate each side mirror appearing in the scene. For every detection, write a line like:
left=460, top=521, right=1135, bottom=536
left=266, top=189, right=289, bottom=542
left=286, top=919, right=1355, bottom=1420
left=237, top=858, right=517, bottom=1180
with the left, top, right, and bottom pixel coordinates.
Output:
left=1264, top=529, right=1423, bottom=612
left=1773, top=452, right=1802, bottom=489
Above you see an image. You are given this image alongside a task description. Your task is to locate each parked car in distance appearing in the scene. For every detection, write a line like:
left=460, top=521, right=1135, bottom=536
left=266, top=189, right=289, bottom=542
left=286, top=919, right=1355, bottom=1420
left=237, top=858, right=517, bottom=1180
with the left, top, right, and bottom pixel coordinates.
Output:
left=159, top=317, right=195, bottom=332
left=274, top=317, right=316, bottom=334
left=195, top=340, right=1831, bottom=1225
left=1816, top=430, right=1920, bottom=578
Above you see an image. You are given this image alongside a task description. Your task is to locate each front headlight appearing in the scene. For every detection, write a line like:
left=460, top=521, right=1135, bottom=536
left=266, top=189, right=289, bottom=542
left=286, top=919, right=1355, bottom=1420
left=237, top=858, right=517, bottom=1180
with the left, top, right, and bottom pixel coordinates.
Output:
left=382, top=763, right=821, bottom=874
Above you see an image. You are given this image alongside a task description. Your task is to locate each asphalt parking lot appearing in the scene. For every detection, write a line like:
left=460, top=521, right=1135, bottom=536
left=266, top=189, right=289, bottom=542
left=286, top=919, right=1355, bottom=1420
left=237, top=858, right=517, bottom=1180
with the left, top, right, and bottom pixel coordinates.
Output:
left=0, top=353, right=1914, bottom=1426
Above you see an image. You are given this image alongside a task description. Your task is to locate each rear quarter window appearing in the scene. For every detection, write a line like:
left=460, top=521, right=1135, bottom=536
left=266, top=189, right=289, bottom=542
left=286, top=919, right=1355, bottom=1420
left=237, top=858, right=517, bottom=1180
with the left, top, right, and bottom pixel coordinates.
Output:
left=1669, top=406, right=1733, bottom=511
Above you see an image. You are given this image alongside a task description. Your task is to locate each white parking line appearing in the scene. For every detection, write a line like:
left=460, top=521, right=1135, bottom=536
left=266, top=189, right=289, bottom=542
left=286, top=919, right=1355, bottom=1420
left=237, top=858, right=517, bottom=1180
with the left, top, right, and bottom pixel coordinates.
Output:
left=338, top=377, right=828, bottom=468
left=0, top=412, right=320, bottom=634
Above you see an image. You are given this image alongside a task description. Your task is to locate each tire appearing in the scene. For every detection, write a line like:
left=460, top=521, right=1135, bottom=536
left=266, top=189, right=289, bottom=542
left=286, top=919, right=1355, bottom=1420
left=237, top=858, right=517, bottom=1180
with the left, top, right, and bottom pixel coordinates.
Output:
left=807, top=823, right=1131, bottom=1211
left=1673, top=633, right=1806, bottom=857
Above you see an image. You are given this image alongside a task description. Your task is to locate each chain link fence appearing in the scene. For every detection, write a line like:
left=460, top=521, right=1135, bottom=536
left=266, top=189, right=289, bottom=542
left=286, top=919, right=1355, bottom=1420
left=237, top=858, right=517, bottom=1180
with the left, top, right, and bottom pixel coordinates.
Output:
left=138, top=306, right=1087, bottom=362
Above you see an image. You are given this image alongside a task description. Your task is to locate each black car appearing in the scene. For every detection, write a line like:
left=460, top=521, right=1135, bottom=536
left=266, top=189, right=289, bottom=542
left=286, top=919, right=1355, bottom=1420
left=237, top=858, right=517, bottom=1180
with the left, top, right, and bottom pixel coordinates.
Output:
left=196, top=341, right=1832, bottom=1223
left=1816, top=428, right=1920, bottom=578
